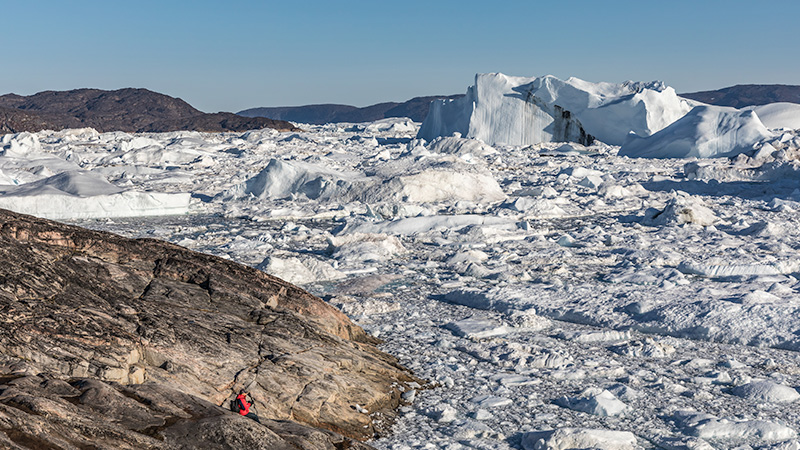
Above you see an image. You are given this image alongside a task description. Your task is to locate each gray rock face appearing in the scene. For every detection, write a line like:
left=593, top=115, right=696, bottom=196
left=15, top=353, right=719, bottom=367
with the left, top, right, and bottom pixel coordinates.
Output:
left=0, top=373, right=373, bottom=449
left=0, top=208, right=417, bottom=446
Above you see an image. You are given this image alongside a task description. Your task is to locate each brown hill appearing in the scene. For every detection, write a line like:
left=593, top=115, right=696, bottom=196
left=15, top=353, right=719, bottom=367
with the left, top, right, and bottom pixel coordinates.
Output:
left=0, top=106, right=81, bottom=134
left=0, top=88, right=300, bottom=134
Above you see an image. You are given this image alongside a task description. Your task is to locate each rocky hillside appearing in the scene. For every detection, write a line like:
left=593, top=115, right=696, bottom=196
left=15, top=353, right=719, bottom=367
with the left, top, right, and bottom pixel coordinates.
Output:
left=680, top=84, right=800, bottom=107
left=0, top=88, right=300, bottom=134
left=238, top=95, right=464, bottom=124
left=0, top=106, right=81, bottom=135
left=0, top=208, right=417, bottom=448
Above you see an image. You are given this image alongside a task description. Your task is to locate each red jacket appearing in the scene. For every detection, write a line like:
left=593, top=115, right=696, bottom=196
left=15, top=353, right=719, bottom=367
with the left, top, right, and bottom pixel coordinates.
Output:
left=236, top=393, right=251, bottom=415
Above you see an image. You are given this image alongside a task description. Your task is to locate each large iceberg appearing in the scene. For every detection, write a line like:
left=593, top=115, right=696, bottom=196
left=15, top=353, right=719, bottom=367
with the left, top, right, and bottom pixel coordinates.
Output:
left=418, top=73, right=693, bottom=146
left=619, top=105, right=773, bottom=158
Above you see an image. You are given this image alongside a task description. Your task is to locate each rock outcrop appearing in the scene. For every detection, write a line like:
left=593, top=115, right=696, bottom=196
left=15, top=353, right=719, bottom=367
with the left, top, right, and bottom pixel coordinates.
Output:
left=0, top=208, right=417, bottom=448
left=0, top=373, right=373, bottom=449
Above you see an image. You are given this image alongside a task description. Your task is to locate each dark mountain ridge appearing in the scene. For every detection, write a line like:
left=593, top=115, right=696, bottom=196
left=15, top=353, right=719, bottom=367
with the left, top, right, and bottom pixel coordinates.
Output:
left=238, top=94, right=464, bottom=124
left=679, top=84, right=800, bottom=108
left=0, top=88, right=300, bottom=134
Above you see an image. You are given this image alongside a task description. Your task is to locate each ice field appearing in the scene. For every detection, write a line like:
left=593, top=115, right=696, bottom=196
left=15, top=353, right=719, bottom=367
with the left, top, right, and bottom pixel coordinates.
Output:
left=3, top=74, right=800, bottom=449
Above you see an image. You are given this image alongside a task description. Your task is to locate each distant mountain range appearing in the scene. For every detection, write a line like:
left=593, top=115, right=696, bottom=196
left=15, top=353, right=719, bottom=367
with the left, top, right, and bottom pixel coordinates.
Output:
left=237, top=95, right=464, bottom=124
left=239, top=85, right=800, bottom=125
left=0, top=88, right=299, bottom=134
left=679, top=84, right=800, bottom=108
left=2, top=84, right=797, bottom=135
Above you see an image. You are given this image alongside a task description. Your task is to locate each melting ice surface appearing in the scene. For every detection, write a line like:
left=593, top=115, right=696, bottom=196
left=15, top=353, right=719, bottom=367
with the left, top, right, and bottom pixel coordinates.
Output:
left=3, top=115, right=800, bottom=449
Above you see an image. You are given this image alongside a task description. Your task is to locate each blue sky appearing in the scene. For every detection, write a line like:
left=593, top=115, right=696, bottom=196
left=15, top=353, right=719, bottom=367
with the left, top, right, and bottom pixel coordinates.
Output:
left=2, top=0, right=798, bottom=112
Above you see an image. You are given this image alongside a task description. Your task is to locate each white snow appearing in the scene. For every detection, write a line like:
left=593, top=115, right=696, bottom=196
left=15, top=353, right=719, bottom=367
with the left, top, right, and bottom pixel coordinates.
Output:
left=238, top=158, right=362, bottom=201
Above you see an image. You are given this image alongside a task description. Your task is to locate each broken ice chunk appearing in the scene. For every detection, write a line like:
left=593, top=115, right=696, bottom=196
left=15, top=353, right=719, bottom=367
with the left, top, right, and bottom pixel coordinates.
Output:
left=521, top=427, right=638, bottom=450
left=554, top=388, right=629, bottom=417
left=731, top=380, right=800, bottom=404
left=470, top=394, right=513, bottom=408
left=445, top=318, right=512, bottom=339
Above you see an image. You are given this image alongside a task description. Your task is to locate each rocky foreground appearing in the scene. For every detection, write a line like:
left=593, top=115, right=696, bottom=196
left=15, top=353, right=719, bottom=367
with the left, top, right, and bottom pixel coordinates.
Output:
left=0, top=208, right=417, bottom=449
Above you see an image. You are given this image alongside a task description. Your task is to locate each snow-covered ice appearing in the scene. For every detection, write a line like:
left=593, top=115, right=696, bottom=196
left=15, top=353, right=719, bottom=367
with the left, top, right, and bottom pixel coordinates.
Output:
left=4, top=97, right=800, bottom=449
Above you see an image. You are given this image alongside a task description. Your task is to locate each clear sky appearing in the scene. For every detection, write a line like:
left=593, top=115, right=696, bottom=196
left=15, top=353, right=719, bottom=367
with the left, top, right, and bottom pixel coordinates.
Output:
left=2, top=0, right=798, bottom=113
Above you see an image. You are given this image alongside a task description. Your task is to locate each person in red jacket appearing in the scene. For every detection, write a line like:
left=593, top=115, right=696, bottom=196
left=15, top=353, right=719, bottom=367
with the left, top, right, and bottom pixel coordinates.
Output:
left=235, top=390, right=260, bottom=422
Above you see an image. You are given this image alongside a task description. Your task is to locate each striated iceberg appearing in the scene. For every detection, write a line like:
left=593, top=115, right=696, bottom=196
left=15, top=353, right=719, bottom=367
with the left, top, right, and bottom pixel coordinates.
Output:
left=418, top=73, right=693, bottom=146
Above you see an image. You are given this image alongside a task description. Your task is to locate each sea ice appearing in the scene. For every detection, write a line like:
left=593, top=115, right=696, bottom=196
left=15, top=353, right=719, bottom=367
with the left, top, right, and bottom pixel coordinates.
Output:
left=328, top=232, right=406, bottom=263
left=521, top=427, right=638, bottom=450
left=731, top=380, right=800, bottom=404
left=554, top=388, right=629, bottom=417
left=257, top=254, right=344, bottom=285
left=671, top=410, right=797, bottom=444
left=644, top=194, right=718, bottom=226
left=446, top=318, right=511, bottom=340
left=469, top=394, right=513, bottom=408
